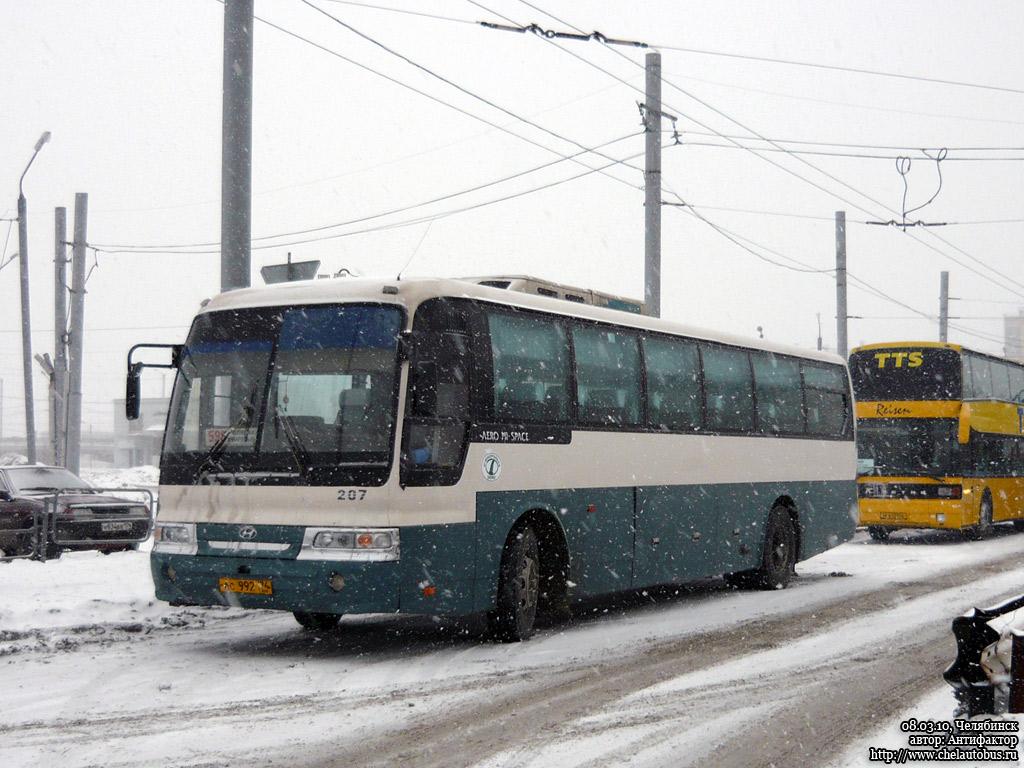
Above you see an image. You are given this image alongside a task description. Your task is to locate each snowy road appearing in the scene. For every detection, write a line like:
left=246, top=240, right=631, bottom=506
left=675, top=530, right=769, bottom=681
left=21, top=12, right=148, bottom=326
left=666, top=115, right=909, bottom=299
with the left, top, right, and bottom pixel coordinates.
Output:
left=3, top=528, right=1024, bottom=768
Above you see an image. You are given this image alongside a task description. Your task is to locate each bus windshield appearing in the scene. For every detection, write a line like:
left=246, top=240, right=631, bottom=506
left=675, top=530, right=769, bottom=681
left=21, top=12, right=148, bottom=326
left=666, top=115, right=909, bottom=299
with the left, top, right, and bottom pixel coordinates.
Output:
left=856, top=418, right=959, bottom=477
left=164, top=304, right=402, bottom=483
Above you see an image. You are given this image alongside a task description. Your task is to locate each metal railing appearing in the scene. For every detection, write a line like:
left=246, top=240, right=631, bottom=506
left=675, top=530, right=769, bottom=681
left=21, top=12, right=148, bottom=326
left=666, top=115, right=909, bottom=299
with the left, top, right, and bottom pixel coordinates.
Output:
left=0, top=507, right=45, bottom=561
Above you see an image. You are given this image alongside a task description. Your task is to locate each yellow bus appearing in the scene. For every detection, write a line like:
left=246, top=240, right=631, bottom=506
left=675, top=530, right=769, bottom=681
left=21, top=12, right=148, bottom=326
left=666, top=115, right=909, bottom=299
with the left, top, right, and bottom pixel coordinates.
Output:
left=849, top=341, right=1024, bottom=540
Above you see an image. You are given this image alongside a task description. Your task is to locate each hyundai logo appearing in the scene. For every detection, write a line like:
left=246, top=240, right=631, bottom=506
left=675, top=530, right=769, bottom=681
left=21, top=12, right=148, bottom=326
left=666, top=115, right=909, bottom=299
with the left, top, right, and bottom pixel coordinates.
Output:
left=238, top=525, right=258, bottom=541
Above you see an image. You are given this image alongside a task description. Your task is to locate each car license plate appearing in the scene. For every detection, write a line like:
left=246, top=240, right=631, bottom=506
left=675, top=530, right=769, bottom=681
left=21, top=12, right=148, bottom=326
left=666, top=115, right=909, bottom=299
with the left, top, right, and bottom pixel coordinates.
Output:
left=219, top=577, right=273, bottom=595
left=101, top=521, right=133, bottom=533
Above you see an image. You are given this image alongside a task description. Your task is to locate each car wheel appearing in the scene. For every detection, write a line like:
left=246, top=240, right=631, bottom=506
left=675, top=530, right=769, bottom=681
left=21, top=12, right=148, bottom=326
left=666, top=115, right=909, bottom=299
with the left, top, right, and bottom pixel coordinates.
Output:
left=293, top=612, right=342, bottom=631
left=755, top=506, right=796, bottom=590
left=489, top=525, right=541, bottom=642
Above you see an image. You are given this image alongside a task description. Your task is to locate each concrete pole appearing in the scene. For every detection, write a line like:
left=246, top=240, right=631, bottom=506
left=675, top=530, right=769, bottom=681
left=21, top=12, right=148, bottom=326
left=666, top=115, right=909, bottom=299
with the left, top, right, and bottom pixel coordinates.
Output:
left=939, top=271, right=949, bottom=343
left=66, top=193, right=87, bottom=475
left=644, top=52, right=662, bottom=319
left=835, top=211, right=847, bottom=359
left=54, top=207, right=67, bottom=465
left=17, top=193, right=36, bottom=463
left=221, top=0, right=254, bottom=293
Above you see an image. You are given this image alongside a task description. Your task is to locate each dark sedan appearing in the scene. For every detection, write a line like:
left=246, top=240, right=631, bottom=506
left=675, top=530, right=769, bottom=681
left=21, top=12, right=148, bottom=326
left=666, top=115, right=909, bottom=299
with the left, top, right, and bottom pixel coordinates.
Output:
left=0, top=466, right=152, bottom=559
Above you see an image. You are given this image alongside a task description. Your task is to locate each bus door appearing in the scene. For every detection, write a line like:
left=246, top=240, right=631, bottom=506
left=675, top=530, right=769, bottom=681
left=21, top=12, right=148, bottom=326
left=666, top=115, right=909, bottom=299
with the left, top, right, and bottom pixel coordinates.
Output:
left=400, top=301, right=473, bottom=488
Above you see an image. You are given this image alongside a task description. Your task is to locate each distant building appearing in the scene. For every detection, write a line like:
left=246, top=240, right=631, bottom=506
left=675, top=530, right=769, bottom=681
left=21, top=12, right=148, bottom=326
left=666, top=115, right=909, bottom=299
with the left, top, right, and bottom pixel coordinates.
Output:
left=113, top=397, right=169, bottom=468
left=1005, top=309, right=1024, bottom=363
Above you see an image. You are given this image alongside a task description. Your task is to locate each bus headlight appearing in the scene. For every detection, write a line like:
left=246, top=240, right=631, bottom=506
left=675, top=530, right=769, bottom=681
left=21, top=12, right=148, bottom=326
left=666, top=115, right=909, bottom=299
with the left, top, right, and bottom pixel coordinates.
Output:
left=299, top=527, right=400, bottom=562
left=153, top=522, right=197, bottom=555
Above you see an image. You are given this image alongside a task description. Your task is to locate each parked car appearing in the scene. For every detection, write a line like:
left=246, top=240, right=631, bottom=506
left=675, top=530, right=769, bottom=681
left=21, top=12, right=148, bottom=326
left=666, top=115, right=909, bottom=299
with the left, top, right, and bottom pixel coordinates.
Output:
left=0, top=465, right=152, bottom=559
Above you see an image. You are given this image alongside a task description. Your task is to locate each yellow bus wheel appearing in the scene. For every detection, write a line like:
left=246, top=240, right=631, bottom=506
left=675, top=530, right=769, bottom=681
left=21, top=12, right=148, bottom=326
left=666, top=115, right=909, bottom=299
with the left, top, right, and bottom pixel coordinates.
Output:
left=967, top=496, right=993, bottom=541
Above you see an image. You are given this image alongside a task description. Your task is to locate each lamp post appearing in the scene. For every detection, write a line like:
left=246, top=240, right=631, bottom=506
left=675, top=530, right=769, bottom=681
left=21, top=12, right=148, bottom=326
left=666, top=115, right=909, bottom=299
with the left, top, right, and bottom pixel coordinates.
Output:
left=17, top=130, right=51, bottom=464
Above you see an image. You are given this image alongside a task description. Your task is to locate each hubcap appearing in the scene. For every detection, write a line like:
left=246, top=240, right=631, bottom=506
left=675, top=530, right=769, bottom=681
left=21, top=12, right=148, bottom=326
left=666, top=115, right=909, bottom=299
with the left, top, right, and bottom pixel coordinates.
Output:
left=517, top=554, right=539, bottom=613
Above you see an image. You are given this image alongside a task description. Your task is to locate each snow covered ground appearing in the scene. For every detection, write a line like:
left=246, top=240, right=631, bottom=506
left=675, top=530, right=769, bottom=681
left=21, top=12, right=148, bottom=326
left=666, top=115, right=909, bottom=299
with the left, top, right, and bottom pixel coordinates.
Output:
left=2, top=467, right=1024, bottom=767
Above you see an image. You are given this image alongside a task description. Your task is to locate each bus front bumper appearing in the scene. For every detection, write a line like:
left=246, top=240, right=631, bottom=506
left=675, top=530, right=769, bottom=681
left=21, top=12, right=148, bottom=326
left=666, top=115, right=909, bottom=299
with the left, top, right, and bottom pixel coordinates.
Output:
left=151, top=551, right=402, bottom=615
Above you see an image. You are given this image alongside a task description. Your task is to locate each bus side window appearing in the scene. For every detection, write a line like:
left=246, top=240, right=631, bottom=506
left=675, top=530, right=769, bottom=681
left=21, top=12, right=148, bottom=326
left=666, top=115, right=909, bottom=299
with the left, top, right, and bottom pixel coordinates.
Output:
left=803, top=364, right=850, bottom=438
left=702, top=345, right=755, bottom=433
left=488, top=311, right=570, bottom=424
left=643, top=336, right=702, bottom=431
left=751, top=352, right=803, bottom=435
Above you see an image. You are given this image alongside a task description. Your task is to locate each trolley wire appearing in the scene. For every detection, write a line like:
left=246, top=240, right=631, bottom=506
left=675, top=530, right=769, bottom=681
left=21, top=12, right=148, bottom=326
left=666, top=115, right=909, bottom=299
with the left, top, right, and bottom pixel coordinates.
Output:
left=506, top=0, right=1024, bottom=299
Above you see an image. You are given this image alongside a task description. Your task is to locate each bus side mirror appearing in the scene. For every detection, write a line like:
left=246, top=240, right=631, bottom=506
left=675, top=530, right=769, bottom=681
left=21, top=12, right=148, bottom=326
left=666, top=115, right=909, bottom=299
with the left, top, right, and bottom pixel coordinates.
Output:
left=126, top=362, right=143, bottom=421
left=397, top=330, right=414, bottom=362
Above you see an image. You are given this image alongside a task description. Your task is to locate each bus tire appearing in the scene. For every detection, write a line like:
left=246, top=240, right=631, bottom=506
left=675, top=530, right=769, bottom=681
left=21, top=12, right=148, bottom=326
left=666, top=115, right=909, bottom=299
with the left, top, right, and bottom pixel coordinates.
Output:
left=1013, top=518, right=1024, bottom=532
left=489, top=525, right=541, bottom=642
left=293, top=611, right=342, bottom=631
left=755, top=506, right=796, bottom=590
left=967, top=496, right=993, bottom=541
left=867, top=526, right=892, bottom=541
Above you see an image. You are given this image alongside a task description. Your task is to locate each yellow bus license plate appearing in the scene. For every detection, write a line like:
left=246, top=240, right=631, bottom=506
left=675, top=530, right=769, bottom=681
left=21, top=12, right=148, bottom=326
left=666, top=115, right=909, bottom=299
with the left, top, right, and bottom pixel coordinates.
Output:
left=219, top=577, right=273, bottom=595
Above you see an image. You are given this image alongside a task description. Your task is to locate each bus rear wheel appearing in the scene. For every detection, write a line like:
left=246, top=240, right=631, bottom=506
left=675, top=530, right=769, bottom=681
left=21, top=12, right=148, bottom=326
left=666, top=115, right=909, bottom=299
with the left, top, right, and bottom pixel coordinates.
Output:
left=489, top=526, right=541, bottom=642
left=755, top=506, right=796, bottom=590
left=293, top=611, right=342, bottom=631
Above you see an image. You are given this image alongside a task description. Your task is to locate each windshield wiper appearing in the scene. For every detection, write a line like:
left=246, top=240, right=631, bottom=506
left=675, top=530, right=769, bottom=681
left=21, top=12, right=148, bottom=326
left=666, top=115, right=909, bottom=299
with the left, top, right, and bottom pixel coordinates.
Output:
left=197, top=390, right=258, bottom=481
left=274, top=406, right=311, bottom=481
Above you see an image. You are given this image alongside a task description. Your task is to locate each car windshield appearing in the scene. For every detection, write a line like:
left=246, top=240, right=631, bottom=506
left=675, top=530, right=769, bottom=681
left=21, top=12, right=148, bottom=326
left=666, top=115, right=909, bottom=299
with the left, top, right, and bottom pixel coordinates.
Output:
left=4, top=467, right=91, bottom=493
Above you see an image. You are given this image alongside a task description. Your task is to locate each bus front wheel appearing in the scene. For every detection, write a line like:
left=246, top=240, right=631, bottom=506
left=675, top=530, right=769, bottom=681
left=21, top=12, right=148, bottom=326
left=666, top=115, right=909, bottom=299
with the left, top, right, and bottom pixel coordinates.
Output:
left=755, top=506, right=796, bottom=590
left=967, top=497, right=993, bottom=541
left=489, top=525, right=541, bottom=642
left=293, top=611, right=342, bottom=631
left=867, top=526, right=892, bottom=541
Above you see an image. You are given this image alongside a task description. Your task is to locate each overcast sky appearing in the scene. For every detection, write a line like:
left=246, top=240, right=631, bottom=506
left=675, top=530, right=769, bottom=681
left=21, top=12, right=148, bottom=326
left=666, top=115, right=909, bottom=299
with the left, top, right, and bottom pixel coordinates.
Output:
left=2, top=0, right=1023, bottom=442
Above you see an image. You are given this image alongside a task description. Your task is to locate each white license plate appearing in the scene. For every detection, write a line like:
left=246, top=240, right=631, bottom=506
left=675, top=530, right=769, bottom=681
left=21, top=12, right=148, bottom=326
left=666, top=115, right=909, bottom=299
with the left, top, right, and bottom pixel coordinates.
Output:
left=101, top=521, right=133, bottom=533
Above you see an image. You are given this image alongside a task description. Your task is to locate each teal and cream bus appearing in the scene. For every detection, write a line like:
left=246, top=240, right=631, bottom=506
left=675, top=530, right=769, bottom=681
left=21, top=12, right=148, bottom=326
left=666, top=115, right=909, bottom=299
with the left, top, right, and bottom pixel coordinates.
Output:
left=128, top=276, right=856, bottom=641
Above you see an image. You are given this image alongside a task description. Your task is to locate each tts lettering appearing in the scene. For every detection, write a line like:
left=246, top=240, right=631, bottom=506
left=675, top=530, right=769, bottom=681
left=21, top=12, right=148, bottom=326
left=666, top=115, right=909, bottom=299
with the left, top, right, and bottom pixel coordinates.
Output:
left=874, top=351, right=923, bottom=368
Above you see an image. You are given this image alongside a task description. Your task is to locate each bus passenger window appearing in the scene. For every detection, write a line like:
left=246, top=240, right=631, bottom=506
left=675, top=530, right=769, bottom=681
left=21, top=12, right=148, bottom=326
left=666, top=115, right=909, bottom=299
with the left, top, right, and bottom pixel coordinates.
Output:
left=752, top=353, right=803, bottom=435
left=573, top=326, right=641, bottom=428
left=643, top=337, right=701, bottom=431
left=488, top=312, right=570, bottom=423
left=804, top=364, right=850, bottom=438
left=702, top=346, right=754, bottom=433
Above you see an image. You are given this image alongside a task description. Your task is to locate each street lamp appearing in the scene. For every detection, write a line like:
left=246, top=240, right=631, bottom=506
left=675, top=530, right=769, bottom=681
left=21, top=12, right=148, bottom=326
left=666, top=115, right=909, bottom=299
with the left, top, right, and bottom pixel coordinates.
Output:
left=17, top=130, right=51, bottom=464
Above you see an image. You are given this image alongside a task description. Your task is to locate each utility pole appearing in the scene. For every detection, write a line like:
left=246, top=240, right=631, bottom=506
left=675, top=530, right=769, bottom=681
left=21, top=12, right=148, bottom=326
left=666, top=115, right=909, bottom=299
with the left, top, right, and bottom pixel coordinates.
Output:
left=66, top=193, right=87, bottom=475
left=643, top=51, right=662, bottom=319
left=34, top=353, right=55, bottom=464
left=939, top=271, right=949, bottom=343
left=221, top=0, right=254, bottom=293
left=835, top=211, right=848, bottom=359
left=54, top=207, right=68, bottom=465
left=17, top=131, right=51, bottom=463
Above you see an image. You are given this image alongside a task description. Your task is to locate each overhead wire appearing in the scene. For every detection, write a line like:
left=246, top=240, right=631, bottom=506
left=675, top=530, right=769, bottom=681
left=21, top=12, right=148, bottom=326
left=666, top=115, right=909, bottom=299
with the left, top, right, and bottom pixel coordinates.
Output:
left=508, top=0, right=1024, bottom=302
left=87, top=132, right=641, bottom=253
left=91, top=145, right=650, bottom=255
left=99, top=2, right=648, bottom=254
left=333, top=0, right=1024, bottom=96
left=650, top=42, right=1024, bottom=97
left=299, top=0, right=646, bottom=188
